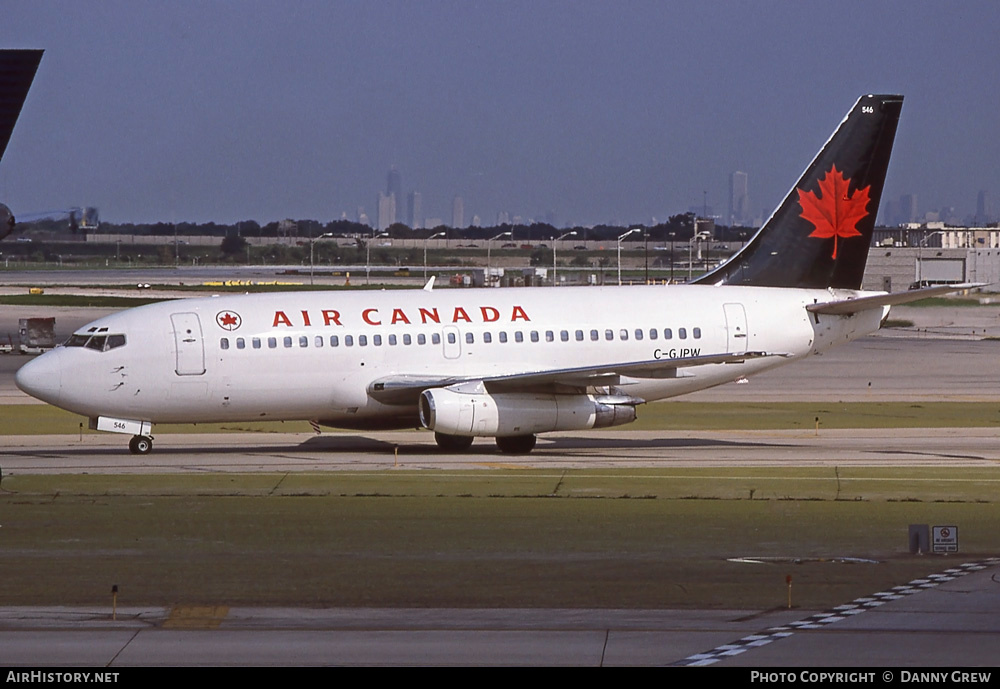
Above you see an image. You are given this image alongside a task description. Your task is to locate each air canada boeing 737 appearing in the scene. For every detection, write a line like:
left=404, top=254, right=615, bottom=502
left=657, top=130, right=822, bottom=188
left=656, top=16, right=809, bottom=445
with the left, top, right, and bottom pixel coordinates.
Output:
left=14, top=94, right=973, bottom=454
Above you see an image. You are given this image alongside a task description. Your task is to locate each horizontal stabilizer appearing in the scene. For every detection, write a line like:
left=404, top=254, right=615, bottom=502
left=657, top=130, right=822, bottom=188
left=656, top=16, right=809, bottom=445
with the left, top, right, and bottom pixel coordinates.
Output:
left=806, top=283, right=985, bottom=315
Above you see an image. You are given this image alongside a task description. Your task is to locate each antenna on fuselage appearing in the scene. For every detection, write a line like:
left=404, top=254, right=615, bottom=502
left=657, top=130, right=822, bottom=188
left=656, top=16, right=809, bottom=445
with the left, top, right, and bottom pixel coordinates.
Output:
left=423, top=276, right=435, bottom=292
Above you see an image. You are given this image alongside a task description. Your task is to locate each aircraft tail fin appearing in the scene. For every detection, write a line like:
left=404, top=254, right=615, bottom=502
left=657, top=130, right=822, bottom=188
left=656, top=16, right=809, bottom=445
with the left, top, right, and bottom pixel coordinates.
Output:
left=694, top=94, right=903, bottom=290
left=0, top=49, right=43, bottom=240
left=0, top=49, right=43, bottom=163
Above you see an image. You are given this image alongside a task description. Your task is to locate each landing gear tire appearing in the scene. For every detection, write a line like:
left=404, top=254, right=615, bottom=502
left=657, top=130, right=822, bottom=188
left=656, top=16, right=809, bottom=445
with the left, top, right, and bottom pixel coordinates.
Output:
left=434, top=432, right=474, bottom=452
left=495, top=434, right=536, bottom=454
left=129, top=435, right=153, bottom=455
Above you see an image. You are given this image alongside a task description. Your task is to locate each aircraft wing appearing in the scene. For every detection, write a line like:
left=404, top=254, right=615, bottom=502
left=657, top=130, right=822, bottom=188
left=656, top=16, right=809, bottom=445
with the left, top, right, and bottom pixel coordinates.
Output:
left=807, top=283, right=985, bottom=315
left=367, top=350, right=784, bottom=405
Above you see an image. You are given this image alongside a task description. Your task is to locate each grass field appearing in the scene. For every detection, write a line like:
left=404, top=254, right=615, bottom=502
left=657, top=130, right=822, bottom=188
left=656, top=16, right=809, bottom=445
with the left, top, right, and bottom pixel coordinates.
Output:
left=1, top=470, right=995, bottom=610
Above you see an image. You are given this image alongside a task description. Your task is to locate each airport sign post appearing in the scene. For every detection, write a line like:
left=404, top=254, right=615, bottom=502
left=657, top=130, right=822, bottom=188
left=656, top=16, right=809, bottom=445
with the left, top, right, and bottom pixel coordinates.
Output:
left=932, top=525, right=958, bottom=553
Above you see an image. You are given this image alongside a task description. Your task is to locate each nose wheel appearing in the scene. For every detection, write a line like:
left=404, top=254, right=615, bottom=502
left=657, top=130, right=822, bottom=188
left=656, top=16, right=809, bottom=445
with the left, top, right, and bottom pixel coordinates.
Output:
left=128, top=435, right=153, bottom=455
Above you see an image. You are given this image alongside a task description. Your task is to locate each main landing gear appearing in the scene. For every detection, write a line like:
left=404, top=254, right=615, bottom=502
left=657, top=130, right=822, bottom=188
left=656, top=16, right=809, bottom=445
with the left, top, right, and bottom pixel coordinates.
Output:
left=128, top=435, right=153, bottom=455
left=433, top=432, right=538, bottom=454
left=434, top=432, right=474, bottom=452
left=495, top=434, right=536, bottom=454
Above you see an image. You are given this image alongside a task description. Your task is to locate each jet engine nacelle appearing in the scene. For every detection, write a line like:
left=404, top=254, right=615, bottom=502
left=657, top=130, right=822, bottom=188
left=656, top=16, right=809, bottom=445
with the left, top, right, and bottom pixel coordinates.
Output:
left=0, top=204, right=14, bottom=240
left=419, top=387, right=639, bottom=437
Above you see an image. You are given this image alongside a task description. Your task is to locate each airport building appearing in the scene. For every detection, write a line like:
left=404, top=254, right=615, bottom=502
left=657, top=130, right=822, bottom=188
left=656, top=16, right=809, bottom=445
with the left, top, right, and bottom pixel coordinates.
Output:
left=864, top=246, right=1000, bottom=292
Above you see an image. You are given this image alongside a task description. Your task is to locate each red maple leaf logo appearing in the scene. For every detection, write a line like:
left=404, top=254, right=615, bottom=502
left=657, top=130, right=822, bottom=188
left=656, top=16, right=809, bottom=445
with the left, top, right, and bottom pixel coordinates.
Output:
left=797, top=164, right=871, bottom=259
left=220, top=313, right=237, bottom=327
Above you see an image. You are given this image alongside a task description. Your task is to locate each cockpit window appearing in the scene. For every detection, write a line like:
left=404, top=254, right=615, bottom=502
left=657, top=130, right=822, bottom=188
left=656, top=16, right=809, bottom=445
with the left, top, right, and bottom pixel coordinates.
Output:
left=65, top=333, right=126, bottom=351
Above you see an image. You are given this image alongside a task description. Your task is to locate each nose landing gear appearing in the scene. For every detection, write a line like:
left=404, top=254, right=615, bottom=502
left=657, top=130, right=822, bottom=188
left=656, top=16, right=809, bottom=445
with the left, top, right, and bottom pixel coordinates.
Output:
left=128, top=435, right=153, bottom=455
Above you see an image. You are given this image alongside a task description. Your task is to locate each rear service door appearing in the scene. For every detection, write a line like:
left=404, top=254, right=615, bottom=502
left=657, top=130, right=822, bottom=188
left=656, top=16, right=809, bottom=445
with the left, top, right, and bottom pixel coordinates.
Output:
left=723, top=303, right=748, bottom=355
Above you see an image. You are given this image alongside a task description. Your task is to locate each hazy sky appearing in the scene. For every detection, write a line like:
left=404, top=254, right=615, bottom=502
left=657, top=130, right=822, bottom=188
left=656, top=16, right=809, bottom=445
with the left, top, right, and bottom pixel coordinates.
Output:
left=1, top=1, right=998, bottom=226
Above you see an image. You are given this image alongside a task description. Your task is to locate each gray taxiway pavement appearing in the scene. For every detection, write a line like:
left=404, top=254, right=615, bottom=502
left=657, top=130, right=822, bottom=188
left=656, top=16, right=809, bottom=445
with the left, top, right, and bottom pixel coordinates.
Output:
left=2, top=559, right=999, bottom=666
left=4, top=426, right=1000, bottom=472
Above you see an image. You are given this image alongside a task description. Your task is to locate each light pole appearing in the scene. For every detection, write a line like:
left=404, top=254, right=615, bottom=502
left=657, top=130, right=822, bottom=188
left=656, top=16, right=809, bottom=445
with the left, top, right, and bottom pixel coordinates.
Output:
left=487, top=231, right=512, bottom=287
left=688, top=234, right=706, bottom=280
left=310, top=232, right=335, bottom=286
left=424, top=231, right=445, bottom=280
left=553, top=230, right=577, bottom=286
left=617, top=228, right=640, bottom=285
left=916, top=230, right=943, bottom=285
left=668, top=231, right=675, bottom=283
left=367, top=231, right=388, bottom=285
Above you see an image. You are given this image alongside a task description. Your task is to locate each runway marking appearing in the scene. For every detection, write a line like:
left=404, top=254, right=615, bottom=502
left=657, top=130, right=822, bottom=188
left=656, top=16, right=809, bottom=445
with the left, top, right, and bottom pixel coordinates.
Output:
left=672, top=558, right=1000, bottom=666
left=163, top=605, right=230, bottom=629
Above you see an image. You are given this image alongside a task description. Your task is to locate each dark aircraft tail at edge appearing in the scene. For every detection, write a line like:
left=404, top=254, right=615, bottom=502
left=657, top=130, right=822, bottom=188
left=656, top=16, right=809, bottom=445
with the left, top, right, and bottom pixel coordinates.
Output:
left=694, top=94, right=903, bottom=290
left=0, top=49, right=43, bottom=240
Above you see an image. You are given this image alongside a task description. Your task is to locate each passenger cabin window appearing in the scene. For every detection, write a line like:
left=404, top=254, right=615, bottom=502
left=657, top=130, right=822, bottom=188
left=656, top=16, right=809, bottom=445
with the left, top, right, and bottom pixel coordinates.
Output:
left=389, top=334, right=397, bottom=346
left=620, top=329, right=628, bottom=341
left=530, top=331, right=539, bottom=343
left=499, top=332, right=508, bottom=343
left=649, top=329, right=658, bottom=340
left=591, top=330, right=599, bottom=341
left=465, top=333, right=474, bottom=344
left=345, top=335, right=354, bottom=347
left=374, top=334, right=382, bottom=346
left=432, top=333, right=441, bottom=345
left=417, top=334, right=426, bottom=345
left=693, top=327, right=702, bottom=339
left=330, top=335, right=339, bottom=347
left=679, top=328, right=687, bottom=339
left=268, top=337, right=278, bottom=349
left=664, top=328, right=673, bottom=340
left=483, top=332, right=492, bottom=344
left=283, top=336, right=293, bottom=348
left=220, top=338, right=229, bottom=350
left=359, top=335, right=368, bottom=346
left=515, top=331, right=523, bottom=343
left=575, top=330, right=583, bottom=341
left=403, top=334, right=412, bottom=345
left=236, top=338, right=246, bottom=349
left=605, top=329, right=613, bottom=341
left=314, top=336, right=323, bottom=348
left=253, top=337, right=261, bottom=349
left=299, top=336, right=308, bottom=348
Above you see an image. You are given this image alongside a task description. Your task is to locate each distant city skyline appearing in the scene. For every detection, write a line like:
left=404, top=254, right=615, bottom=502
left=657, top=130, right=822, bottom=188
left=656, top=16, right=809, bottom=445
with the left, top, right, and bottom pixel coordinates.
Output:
left=0, top=2, right=997, bottom=227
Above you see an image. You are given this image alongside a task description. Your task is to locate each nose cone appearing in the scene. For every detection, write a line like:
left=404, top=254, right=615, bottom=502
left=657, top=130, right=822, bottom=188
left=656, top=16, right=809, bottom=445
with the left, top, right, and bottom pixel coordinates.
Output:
left=15, top=351, right=63, bottom=405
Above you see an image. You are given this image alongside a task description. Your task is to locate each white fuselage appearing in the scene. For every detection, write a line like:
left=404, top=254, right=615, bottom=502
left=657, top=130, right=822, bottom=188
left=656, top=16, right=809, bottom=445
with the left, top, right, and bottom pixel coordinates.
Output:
left=16, top=284, right=887, bottom=429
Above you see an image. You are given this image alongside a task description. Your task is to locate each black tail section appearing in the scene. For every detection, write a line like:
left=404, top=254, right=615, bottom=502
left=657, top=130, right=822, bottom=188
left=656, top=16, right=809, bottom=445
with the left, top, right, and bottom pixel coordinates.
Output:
left=695, top=94, right=903, bottom=290
left=0, top=50, right=42, bottom=163
left=0, top=49, right=43, bottom=240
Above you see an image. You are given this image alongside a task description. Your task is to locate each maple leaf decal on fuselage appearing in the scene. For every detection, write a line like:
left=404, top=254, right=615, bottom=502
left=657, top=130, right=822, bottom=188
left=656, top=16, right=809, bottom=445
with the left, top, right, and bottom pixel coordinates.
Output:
left=797, top=164, right=871, bottom=260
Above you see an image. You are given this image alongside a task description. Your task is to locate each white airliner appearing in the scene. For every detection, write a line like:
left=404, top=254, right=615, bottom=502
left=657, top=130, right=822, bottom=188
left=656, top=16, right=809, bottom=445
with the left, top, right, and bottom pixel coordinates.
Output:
left=14, top=94, right=970, bottom=455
